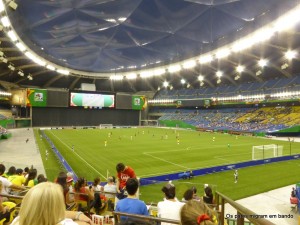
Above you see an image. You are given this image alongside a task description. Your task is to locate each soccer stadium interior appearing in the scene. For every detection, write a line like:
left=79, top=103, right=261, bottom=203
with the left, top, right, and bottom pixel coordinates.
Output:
left=1, top=0, right=300, bottom=225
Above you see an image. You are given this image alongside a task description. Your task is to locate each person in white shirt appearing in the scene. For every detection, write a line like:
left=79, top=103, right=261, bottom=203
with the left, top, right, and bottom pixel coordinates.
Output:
left=157, top=182, right=185, bottom=225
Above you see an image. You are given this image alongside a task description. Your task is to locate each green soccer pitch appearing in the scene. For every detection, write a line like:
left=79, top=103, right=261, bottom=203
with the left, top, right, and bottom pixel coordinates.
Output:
left=36, top=127, right=300, bottom=202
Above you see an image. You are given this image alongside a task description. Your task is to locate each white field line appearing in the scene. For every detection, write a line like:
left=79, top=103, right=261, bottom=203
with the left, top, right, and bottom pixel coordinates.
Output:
left=143, top=152, right=189, bottom=170
left=49, top=131, right=106, bottom=180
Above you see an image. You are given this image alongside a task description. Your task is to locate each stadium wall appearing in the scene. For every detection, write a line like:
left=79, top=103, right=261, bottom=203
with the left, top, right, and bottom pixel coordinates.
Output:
left=32, top=107, right=139, bottom=127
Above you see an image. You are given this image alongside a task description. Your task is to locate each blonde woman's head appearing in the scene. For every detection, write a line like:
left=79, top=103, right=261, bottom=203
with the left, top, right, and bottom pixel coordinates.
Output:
left=18, top=182, right=65, bottom=225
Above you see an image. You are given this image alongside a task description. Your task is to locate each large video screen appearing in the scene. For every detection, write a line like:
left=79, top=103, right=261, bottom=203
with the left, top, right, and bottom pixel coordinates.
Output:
left=69, top=92, right=115, bottom=109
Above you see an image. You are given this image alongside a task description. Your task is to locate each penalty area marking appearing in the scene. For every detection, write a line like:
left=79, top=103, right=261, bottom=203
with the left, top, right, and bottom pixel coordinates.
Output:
left=49, top=131, right=107, bottom=180
left=143, top=152, right=189, bottom=170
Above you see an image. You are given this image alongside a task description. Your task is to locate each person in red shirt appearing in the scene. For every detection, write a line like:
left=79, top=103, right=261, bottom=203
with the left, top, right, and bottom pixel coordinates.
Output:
left=116, top=163, right=136, bottom=199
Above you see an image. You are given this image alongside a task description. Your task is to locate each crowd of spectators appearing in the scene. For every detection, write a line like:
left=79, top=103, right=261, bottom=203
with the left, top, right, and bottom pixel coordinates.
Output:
left=0, top=161, right=221, bottom=225
left=156, top=106, right=300, bottom=132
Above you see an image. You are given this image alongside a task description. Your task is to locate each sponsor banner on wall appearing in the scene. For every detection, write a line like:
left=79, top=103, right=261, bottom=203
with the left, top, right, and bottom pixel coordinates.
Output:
left=26, top=89, right=47, bottom=107
left=132, top=96, right=146, bottom=110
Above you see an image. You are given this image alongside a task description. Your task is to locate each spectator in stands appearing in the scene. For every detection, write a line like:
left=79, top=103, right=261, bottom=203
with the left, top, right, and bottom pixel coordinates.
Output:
left=157, top=182, right=185, bottom=225
left=56, top=172, right=74, bottom=208
left=8, top=168, right=25, bottom=186
left=180, top=199, right=218, bottom=225
left=182, top=189, right=194, bottom=202
left=37, top=174, right=47, bottom=183
left=10, top=182, right=91, bottom=225
left=6, top=166, right=16, bottom=177
left=24, top=168, right=38, bottom=187
left=104, top=176, right=117, bottom=211
left=92, top=177, right=104, bottom=192
left=104, top=176, right=117, bottom=198
left=191, top=186, right=201, bottom=201
left=74, top=177, right=103, bottom=214
left=23, top=167, right=29, bottom=178
left=0, top=164, right=25, bottom=195
left=116, top=162, right=136, bottom=200
left=0, top=181, right=12, bottom=224
left=291, top=187, right=297, bottom=198
left=203, top=186, right=214, bottom=205
left=116, top=178, right=148, bottom=221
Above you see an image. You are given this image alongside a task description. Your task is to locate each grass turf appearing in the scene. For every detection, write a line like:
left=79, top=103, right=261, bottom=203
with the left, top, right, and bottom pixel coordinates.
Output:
left=34, top=127, right=300, bottom=202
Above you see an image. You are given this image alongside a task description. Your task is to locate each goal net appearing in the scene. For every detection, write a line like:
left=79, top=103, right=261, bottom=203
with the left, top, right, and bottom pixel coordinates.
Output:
left=99, top=124, right=113, bottom=129
left=252, top=144, right=283, bottom=160
left=140, top=120, right=159, bottom=126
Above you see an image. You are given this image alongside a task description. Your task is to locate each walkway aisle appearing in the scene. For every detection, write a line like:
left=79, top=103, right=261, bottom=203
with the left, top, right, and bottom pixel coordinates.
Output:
left=0, top=128, right=45, bottom=175
left=225, top=184, right=298, bottom=225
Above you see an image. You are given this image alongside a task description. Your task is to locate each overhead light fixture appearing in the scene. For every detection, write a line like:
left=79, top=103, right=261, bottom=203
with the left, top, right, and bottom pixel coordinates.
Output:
left=215, top=48, right=230, bottom=59
left=140, top=70, right=153, bottom=78
left=198, top=75, right=204, bottom=81
left=1, top=16, right=10, bottom=27
left=16, top=42, right=26, bottom=51
left=27, top=74, right=33, bottom=80
left=180, top=79, right=186, bottom=84
left=168, top=64, right=181, bottom=73
left=182, top=60, right=196, bottom=69
left=7, top=30, right=18, bottom=42
left=163, top=81, right=169, bottom=87
left=125, top=73, right=137, bottom=80
left=258, top=59, right=267, bottom=67
left=8, top=63, right=15, bottom=71
left=57, top=69, right=69, bottom=75
left=110, top=75, right=123, bottom=80
left=0, top=1, right=4, bottom=12
left=236, top=65, right=244, bottom=73
left=199, top=54, right=213, bottom=64
left=281, top=63, right=289, bottom=70
left=285, top=50, right=297, bottom=60
left=8, top=1, right=18, bottom=10
left=256, top=70, right=262, bottom=76
left=46, top=65, right=55, bottom=71
left=216, top=71, right=223, bottom=78
left=18, top=70, right=24, bottom=76
left=234, top=75, right=240, bottom=80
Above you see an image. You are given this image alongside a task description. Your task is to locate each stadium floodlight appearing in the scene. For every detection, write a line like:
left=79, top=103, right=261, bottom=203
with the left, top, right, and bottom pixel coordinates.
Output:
left=216, top=71, right=223, bottom=78
left=198, top=75, right=204, bottom=81
left=285, top=50, right=297, bottom=60
left=180, top=79, right=186, bottom=84
left=0, top=1, right=4, bottom=12
left=199, top=54, right=213, bottom=64
left=258, top=59, right=267, bottom=67
left=168, top=64, right=181, bottom=73
left=215, top=48, right=230, bottom=59
left=281, top=63, right=289, bottom=70
left=8, top=63, right=15, bottom=71
left=46, top=65, right=55, bottom=71
left=182, top=60, right=196, bottom=69
left=110, top=75, right=123, bottom=80
left=17, top=70, right=24, bottom=76
left=57, top=69, right=70, bottom=75
left=8, top=1, right=17, bottom=10
left=163, top=81, right=169, bottom=87
left=140, top=70, right=153, bottom=78
left=236, top=65, right=244, bottom=73
left=125, top=73, right=137, bottom=80
left=7, top=30, right=17, bottom=42
left=1, top=16, right=10, bottom=27
left=153, top=68, right=165, bottom=76
left=16, top=42, right=26, bottom=52
left=256, top=70, right=262, bottom=76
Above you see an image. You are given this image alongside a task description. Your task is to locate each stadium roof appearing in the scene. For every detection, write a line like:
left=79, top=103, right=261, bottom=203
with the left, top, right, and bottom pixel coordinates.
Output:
left=0, top=0, right=300, bottom=93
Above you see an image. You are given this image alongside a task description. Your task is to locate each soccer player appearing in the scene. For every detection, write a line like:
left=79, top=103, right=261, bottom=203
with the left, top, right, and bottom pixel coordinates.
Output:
left=177, top=138, right=180, bottom=145
left=212, top=137, right=215, bottom=142
left=104, top=140, right=107, bottom=147
left=234, top=170, right=238, bottom=183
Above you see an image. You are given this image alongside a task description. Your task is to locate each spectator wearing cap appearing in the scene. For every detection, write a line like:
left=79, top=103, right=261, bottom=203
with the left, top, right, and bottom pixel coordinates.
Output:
left=157, top=182, right=185, bottom=225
